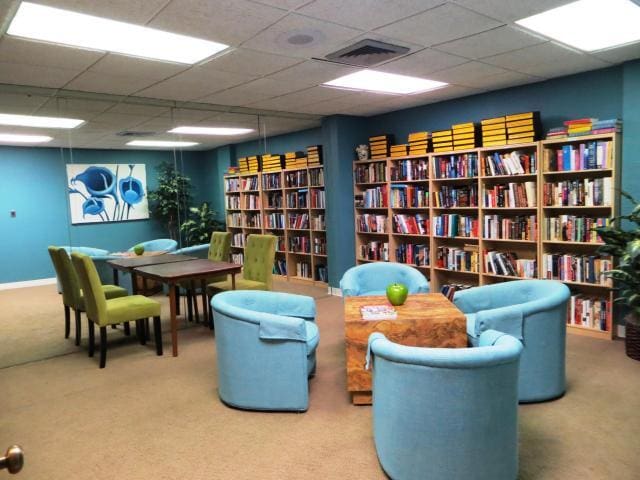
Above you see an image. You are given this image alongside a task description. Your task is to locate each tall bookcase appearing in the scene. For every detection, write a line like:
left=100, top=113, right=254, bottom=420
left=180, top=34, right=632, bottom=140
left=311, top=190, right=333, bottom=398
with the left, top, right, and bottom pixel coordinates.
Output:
left=224, top=166, right=328, bottom=286
left=352, top=133, right=620, bottom=339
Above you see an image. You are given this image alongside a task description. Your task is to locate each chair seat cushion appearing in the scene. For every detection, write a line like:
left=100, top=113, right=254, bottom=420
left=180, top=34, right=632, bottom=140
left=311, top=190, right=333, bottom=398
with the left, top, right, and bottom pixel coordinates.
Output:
left=105, top=295, right=161, bottom=325
left=207, top=276, right=267, bottom=292
left=305, top=321, right=319, bottom=355
left=102, top=284, right=129, bottom=299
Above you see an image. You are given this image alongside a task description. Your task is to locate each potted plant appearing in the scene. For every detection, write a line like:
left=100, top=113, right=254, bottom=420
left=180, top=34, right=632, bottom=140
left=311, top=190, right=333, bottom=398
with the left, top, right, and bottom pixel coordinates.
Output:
left=595, top=191, right=640, bottom=360
left=180, top=202, right=226, bottom=246
left=147, top=162, right=192, bottom=240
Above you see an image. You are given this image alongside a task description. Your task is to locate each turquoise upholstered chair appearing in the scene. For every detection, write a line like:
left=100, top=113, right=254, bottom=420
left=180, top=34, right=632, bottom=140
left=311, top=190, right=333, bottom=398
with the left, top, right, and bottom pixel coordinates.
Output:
left=368, top=330, right=523, bottom=480
left=454, top=279, right=571, bottom=403
left=339, top=262, right=429, bottom=296
left=210, top=290, right=319, bottom=412
left=128, top=238, right=177, bottom=253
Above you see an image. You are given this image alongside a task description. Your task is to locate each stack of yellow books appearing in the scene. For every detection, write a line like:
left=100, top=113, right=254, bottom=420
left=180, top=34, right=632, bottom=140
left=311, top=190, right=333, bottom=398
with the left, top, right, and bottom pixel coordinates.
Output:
left=369, top=134, right=393, bottom=159
left=481, top=117, right=507, bottom=147
left=246, top=155, right=260, bottom=173
left=226, top=166, right=239, bottom=175
left=284, top=151, right=306, bottom=169
left=307, top=145, right=323, bottom=166
left=506, top=111, right=540, bottom=144
left=452, top=122, right=477, bottom=150
left=408, top=131, right=430, bottom=155
left=432, top=129, right=453, bottom=152
left=390, top=144, right=409, bottom=157
left=262, top=153, right=285, bottom=172
left=238, top=157, right=249, bottom=174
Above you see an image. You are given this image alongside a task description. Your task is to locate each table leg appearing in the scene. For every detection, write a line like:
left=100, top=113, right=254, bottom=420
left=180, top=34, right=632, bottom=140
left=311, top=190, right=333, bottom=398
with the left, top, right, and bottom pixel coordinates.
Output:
left=113, top=268, right=119, bottom=286
left=191, top=280, right=200, bottom=323
left=231, top=273, right=236, bottom=290
left=174, top=286, right=181, bottom=315
left=169, top=282, right=178, bottom=357
left=200, top=279, right=208, bottom=323
left=131, top=272, right=138, bottom=295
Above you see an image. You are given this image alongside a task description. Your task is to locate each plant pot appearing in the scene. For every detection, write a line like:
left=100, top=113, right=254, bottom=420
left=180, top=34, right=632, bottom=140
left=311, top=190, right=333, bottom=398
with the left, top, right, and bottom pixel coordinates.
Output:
left=625, top=313, right=640, bottom=361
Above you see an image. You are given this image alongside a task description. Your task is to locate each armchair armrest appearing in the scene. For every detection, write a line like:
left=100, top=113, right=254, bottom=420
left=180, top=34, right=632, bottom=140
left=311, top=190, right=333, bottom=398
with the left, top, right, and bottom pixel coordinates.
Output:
left=271, top=293, right=316, bottom=321
left=453, top=287, right=492, bottom=314
left=257, top=312, right=307, bottom=342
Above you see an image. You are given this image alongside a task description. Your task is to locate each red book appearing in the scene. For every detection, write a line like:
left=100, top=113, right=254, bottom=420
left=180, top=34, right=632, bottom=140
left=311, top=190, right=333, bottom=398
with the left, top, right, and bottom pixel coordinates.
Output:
left=563, top=118, right=597, bottom=126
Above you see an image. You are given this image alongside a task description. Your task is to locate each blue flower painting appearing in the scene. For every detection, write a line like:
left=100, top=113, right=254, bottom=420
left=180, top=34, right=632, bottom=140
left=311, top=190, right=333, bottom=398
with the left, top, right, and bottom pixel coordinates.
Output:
left=66, top=163, right=149, bottom=224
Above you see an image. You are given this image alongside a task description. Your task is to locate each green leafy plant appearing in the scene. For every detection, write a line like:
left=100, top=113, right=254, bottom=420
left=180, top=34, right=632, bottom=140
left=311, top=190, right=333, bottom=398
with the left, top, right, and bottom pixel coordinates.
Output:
left=147, top=162, right=192, bottom=239
left=595, top=191, right=640, bottom=321
left=180, top=202, right=226, bottom=246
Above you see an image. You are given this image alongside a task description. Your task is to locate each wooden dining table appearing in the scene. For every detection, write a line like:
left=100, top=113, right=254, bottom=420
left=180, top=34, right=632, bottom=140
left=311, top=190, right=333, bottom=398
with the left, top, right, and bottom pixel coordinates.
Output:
left=133, top=259, right=242, bottom=357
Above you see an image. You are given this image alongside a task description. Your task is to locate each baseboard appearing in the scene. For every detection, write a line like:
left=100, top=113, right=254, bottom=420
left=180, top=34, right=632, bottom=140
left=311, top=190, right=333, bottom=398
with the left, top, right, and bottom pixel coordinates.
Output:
left=328, top=286, right=343, bottom=297
left=617, top=325, right=626, bottom=338
left=0, top=277, right=57, bottom=291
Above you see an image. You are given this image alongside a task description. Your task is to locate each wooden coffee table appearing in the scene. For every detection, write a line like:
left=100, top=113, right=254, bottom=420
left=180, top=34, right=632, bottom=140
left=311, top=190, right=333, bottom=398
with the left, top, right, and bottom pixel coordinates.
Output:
left=344, top=293, right=467, bottom=405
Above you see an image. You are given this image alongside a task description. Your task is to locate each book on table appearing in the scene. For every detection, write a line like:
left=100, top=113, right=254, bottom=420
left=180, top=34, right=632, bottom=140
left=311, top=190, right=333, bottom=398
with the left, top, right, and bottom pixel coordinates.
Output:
left=360, top=305, right=398, bottom=321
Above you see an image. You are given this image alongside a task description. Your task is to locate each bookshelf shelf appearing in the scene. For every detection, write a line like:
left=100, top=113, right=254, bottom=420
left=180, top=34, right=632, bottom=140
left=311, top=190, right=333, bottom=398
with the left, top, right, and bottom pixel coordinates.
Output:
left=355, top=181, right=387, bottom=186
left=352, top=132, right=619, bottom=339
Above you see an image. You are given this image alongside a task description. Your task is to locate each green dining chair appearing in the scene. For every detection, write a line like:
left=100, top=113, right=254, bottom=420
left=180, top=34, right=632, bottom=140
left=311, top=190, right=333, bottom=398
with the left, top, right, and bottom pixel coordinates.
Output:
left=71, top=252, right=163, bottom=368
left=48, top=246, right=129, bottom=346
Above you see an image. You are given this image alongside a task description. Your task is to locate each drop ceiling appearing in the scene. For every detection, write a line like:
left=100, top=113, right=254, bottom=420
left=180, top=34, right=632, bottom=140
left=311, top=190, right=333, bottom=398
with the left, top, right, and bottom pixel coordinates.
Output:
left=0, top=0, right=638, bottom=149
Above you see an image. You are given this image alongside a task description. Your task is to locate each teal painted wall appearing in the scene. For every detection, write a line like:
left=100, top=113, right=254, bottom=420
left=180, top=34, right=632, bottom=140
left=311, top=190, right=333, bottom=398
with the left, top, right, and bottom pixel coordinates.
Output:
left=234, top=127, right=322, bottom=158
left=200, top=145, right=235, bottom=221
left=0, top=146, right=208, bottom=283
left=622, top=60, right=640, bottom=212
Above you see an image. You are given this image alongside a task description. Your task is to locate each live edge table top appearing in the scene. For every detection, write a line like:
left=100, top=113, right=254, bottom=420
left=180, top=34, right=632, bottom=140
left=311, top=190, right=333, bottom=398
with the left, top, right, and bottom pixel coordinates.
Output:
left=344, top=293, right=467, bottom=405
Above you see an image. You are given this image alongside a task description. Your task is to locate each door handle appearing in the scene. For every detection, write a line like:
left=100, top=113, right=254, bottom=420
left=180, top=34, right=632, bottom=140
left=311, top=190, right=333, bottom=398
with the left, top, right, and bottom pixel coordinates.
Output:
left=0, top=445, right=23, bottom=474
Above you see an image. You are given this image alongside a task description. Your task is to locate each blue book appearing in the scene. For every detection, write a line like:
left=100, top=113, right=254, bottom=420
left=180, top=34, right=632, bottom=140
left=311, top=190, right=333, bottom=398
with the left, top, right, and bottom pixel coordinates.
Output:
left=562, top=145, right=572, bottom=171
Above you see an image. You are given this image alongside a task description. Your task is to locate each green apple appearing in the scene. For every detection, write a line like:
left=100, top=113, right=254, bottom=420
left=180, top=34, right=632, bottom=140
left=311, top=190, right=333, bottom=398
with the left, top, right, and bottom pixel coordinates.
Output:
left=133, top=244, right=145, bottom=256
left=386, top=283, right=408, bottom=306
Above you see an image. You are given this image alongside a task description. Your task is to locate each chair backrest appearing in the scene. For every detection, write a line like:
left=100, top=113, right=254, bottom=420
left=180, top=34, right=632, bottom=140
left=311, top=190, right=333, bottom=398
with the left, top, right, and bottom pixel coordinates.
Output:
left=128, top=238, right=178, bottom=252
left=48, top=247, right=82, bottom=308
left=340, top=262, right=429, bottom=296
left=369, top=330, right=522, bottom=480
left=209, top=231, right=231, bottom=262
left=243, top=234, right=276, bottom=289
left=71, top=252, right=108, bottom=325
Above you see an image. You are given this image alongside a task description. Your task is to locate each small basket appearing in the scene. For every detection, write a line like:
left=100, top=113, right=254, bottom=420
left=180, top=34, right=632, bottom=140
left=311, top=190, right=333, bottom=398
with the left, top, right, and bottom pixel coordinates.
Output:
left=625, top=320, right=640, bottom=361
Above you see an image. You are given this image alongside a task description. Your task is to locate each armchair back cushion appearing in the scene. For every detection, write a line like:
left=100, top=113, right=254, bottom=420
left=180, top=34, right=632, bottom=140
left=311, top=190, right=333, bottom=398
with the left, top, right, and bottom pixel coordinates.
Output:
left=128, top=238, right=177, bottom=253
left=340, top=262, right=429, bottom=296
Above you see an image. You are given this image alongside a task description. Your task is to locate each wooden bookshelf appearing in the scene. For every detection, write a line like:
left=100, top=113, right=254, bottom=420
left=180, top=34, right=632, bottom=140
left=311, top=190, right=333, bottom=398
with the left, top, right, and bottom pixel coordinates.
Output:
left=224, top=165, right=328, bottom=286
left=351, top=133, right=620, bottom=339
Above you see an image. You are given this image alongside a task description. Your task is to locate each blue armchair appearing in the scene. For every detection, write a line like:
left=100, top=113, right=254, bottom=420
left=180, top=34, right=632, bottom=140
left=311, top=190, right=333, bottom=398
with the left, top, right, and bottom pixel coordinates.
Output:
left=454, top=279, right=571, bottom=403
left=339, top=263, right=429, bottom=296
left=368, top=330, right=523, bottom=480
left=128, top=238, right=177, bottom=253
left=210, top=290, right=319, bottom=412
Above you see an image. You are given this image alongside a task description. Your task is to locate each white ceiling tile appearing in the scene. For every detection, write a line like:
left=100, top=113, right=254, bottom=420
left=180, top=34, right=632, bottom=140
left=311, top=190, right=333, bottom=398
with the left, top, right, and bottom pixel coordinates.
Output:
left=433, top=25, right=546, bottom=59
left=165, top=108, right=222, bottom=123
left=149, top=0, right=288, bottom=46
left=88, top=112, right=154, bottom=128
left=451, top=0, right=571, bottom=22
left=106, top=103, right=170, bottom=117
left=249, top=0, right=313, bottom=10
left=39, top=97, right=116, bottom=114
left=0, top=92, right=52, bottom=111
left=428, top=61, right=512, bottom=86
left=0, top=61, right=81, bottom=88
left=374, top=3, right=503, bottom=47
left=33, top=0, right=169, bottom=23
left=591, top=43, right=640, bottom=65
left=0, top=37, right=105, bottom=70
left=87, top=53, right=189, bottom=81
left=65, top=71, right=158, bottom=95
left=483, top=42, right=612, bottom=77
left=297, top=0, right=444, bottom=31
left=206, top=48, right=303, bottom=77
left=206, top=112, right=263, bottom=127
left=246, top=85, right=350, bottom=110
left=377, top=48, right=469, bottom=76
left=264, top=60, right=360, bottom=90
left=135, top=67, right=257, bottom=101
left=198, top=78, right=302, bottom=106
left=242, top=13, right=362, bottom=59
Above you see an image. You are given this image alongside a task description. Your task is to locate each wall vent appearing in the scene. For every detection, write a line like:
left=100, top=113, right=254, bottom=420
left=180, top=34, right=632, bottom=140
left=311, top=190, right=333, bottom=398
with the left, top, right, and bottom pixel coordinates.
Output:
left=325, top=39, right=410, bottom=67
left=116, top=130, right=156, bottom=137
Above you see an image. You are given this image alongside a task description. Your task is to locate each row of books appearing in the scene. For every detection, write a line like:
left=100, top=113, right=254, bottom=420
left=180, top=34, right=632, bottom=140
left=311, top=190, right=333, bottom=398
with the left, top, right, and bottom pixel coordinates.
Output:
left=288, top=213, right=309, bottom=229
left=289, top=236, right=311, bottom=254
left=544, top=215, right=609, bottom=243
left=369, top=134, right=393, bottom=159
left=433, top=214, right=478, bottom=238
left=433, top=154, right=478, bottom=178
left=441, top=283, right=473, bottom=301
left=436, top=245, right=479, bottom=272
left=311, top=214, right=325, bottom=231
left=358, top=187, right=388, bottom=208
left=226, top=195, right=240, bottom=209
left=227, top=213, right=241, bottom=227
left=240, top=176, right=259, bottom=191
left=483, top=151, right=536, bottom=176
left=542, top=253, right=612, bottom=285
left=262, top=172, right=282, bottom=190
left=285, top=170, right=308, bottom=188
left=396, top=244, right=429, bottom=266
left=355, top=162, right=386, bottom=183
left=390, top=158, right=428, bottom=181
left=392, top=214, right=429, bottom=235
left=313, top=237, right=327, bottom=255
left=273, top=258, right=287, bottom=276
left=433, top=185, right=478, bottom=208
left=273, top=234, right=286, bottom=252
left=483, top=214, right=537, bottom=241
left=481, top=112, right=541, bottom=146
left=225, top=178, right=240, bottom=193
left=482, top=182, right=536, bottom=208
left=231, top=253, right=244, bottom=265
left=267, top=192, right=282, bottom=209
left=568, top=295, right=611, bottom=331
left=231, top=233, right=245, bottom=248
left=310, top=189, right=325, bottom=208
left=294, top=260, right=313, bottom=279
left=360, top=241, right=389, bottom=261
left=542, top=178, right=612, bottom=207
left=265, top=213, right=285, bottom=229
left=244, top=212, right=262, bottom=228
left=309, top=168, right=324, bottom=186
left=315, top=264, right=328, bottom=282
left=390, top=185, right=429, bottom=208
left=545, top=140, right=613, bottom=171
left=547, top=118, right=621, bottom=139
left=243, top=194, right=260, bottom=210
left=286, top=190, right=308, bottom=209
left=357, top=214, right=387, bottom=233
left=484, top=251, right=537, bottom=278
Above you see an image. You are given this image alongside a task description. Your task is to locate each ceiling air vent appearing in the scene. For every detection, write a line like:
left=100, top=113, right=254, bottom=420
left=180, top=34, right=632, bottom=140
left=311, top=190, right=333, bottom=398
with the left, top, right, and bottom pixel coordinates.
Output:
left=116, top=130, right=156, bottom=137
left=325, top=39, right=410, bottom=67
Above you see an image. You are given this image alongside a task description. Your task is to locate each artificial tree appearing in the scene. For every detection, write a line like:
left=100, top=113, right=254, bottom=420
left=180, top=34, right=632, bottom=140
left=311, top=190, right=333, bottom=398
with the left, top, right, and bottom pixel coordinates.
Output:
left=180, top=202, right=226, bottom=246
left=595, top=191, right=640, bottom=360
left=147, top=162, right=192, bottom=240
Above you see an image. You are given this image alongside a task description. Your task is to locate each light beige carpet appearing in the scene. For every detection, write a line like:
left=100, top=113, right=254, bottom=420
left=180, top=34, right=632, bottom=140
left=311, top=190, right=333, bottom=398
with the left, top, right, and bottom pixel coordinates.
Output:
left=0, top=281, right=638, bottom=479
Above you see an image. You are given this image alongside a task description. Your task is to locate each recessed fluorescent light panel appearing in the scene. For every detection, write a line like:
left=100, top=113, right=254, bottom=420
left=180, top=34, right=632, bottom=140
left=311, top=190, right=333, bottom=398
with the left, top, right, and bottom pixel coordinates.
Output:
left=169, top=126, right=254, bottom=135
left=8, top=2, right=229, bottom=64
left=516, top=0, right=640, bottom=51
left=0, top=113, right=84, bottom=129
left=127, top=140, right=199, bottom=148
left=0, top=133, right=52, bottom=143
left=323, top=70, right=447, bottom=95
